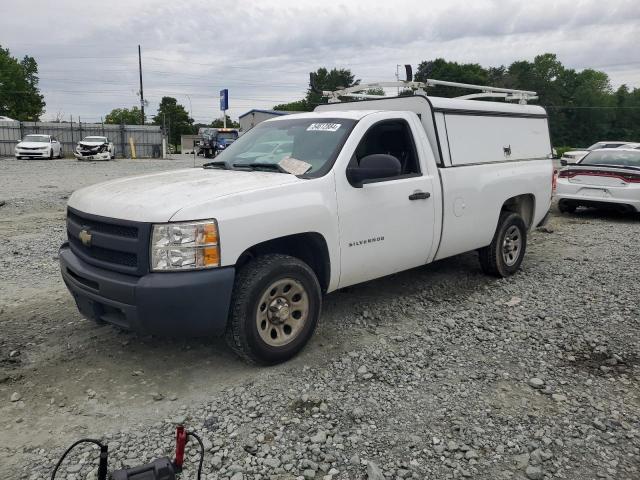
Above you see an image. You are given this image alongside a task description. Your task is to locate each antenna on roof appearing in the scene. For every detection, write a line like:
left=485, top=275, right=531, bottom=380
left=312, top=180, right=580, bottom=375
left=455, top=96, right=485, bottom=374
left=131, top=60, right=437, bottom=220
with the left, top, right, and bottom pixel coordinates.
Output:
left=310, top=66, right=538, bottom=104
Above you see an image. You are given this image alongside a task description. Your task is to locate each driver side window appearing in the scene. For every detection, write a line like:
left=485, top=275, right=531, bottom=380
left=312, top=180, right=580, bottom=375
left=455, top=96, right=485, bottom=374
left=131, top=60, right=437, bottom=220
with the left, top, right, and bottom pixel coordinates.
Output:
left=352, top=120, right=420, bottom=177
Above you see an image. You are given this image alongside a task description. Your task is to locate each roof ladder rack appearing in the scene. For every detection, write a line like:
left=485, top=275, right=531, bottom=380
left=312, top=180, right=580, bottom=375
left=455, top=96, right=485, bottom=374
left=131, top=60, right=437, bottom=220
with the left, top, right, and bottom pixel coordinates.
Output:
left=310, top=65, right=538, bottom=104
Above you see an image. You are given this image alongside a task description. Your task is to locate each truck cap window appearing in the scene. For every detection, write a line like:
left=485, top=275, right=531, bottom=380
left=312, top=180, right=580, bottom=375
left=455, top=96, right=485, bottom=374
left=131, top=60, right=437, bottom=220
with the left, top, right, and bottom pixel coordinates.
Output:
left=214, top=118, right=356, bottom=175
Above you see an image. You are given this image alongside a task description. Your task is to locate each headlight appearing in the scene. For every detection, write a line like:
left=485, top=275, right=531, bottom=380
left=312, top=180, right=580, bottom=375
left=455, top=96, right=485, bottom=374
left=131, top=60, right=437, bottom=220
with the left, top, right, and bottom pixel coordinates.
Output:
left=39, top=146, right=49, bottom=150
left=150, top=220, right=220, bottom=271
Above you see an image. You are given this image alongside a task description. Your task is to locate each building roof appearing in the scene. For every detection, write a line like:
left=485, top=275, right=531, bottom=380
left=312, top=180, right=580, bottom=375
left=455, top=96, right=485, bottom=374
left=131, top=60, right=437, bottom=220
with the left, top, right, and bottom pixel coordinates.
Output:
left=238, top=109, right=296, bottom=119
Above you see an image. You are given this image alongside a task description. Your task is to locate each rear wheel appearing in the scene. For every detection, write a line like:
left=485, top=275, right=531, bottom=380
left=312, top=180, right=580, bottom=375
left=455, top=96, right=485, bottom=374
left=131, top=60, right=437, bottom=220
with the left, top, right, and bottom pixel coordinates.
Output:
left=226, top=254, right=321, bottom=365
left=479, top=211, right=527, bottom=277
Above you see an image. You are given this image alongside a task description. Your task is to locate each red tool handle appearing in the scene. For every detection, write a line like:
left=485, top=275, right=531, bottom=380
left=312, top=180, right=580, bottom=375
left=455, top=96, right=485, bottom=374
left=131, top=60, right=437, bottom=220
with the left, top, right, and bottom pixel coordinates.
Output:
left=174, top=425, right=187, bottom=472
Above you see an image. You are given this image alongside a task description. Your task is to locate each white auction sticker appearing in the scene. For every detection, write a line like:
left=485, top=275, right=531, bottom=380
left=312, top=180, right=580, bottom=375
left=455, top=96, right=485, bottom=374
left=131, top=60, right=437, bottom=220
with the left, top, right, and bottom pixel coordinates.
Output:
left=306, top=123, right=341, bottom=132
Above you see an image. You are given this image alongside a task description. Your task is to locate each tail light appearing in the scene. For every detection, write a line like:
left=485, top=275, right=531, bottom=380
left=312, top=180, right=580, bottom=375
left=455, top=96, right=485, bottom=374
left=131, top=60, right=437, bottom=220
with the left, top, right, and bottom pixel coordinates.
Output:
left=558, top=169, right=640, bottom=183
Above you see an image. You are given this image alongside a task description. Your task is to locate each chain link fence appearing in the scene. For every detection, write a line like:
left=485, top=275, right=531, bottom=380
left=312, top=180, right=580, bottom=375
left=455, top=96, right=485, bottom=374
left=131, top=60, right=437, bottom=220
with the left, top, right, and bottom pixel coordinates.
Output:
left=0, top=120, right=164, bottom=158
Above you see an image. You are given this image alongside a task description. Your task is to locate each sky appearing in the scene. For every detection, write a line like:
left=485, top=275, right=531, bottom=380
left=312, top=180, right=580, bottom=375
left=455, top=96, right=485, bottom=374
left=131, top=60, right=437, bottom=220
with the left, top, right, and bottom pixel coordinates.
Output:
left=1, top=0, right=639, bottom=123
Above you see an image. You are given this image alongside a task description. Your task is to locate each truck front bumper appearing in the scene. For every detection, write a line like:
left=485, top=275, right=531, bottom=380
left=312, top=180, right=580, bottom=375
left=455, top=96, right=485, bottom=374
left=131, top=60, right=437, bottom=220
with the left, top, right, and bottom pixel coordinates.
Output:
left=59, top=243, right=235, bottom=336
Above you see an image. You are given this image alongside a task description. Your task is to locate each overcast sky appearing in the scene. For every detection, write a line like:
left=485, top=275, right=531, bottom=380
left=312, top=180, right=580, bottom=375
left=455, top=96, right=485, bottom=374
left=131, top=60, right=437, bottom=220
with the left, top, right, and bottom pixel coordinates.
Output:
left=2, top=0, right=639, bottom=123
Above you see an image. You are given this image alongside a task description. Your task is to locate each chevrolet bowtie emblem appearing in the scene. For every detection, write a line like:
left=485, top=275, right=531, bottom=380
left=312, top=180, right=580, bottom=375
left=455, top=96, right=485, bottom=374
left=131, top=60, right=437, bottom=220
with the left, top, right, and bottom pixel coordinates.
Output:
left=79, top=229, right=92, bottom=247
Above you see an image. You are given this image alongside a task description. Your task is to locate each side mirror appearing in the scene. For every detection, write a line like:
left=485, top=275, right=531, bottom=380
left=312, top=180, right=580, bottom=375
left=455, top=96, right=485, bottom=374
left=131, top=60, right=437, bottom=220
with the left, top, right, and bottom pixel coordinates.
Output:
left=560, top=159, right=567, bottom=166
left=347, top=154, right=401, bottom=187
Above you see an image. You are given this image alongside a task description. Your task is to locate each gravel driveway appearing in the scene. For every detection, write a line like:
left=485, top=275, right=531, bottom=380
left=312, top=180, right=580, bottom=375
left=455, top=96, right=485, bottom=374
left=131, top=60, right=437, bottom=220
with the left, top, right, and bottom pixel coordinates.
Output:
left=0, top=156, right=638, bottom=479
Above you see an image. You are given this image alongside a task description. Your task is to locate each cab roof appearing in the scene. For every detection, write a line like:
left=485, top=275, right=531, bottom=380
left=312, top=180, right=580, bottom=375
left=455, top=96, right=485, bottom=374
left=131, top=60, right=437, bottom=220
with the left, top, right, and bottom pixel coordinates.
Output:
left=265, top=110, right=378, bottom=122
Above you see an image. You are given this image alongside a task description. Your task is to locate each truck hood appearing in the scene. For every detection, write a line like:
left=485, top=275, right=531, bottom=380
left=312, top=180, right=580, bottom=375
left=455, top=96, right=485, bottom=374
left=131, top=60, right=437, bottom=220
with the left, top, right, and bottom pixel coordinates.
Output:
left=68, top=168, right=302, bottom=222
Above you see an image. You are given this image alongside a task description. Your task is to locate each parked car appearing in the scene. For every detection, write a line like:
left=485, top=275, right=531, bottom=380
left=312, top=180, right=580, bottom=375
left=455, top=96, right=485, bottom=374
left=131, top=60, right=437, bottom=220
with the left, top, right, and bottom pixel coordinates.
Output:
left=59, top=92, right=553, bottom=364
left=15, top=134, right=63, bottom=159
left=561, top=141, right=630, bottom=164
left=74, top=136, right=115, bottom=161
left=557, top=148, right=640, bottom=213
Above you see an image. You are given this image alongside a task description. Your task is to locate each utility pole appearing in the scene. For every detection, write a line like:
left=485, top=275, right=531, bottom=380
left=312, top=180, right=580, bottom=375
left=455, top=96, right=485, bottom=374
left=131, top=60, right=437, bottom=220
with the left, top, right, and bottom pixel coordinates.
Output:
left=138, top=45, right=145, bottom=125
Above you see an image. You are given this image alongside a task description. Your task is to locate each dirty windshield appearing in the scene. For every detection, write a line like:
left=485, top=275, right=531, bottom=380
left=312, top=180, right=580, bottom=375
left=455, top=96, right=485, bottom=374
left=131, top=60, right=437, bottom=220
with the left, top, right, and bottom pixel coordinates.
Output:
left=214, top=118, right=355, bottom=174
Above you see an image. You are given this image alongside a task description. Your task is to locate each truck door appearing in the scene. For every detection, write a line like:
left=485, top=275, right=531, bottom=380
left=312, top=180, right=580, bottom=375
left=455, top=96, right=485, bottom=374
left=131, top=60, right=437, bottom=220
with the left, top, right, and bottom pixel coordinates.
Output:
left=336, top=115, right=437, bottom=288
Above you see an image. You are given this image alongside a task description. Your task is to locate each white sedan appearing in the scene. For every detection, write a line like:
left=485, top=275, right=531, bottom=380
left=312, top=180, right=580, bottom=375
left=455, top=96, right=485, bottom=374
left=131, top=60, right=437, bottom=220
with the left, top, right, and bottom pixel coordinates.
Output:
left=560, top=141, right=630, bottom=164
left=557, top=148, right=640, bottom=213
left=15, top=134, right=63, bottom=159
left=74, top=136, right=115, bottom=161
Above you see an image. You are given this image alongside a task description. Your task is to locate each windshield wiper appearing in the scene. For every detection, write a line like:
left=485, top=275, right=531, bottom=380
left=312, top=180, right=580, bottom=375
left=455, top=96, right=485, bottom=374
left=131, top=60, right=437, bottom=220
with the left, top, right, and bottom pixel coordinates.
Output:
left=232, top=162, right=289, bottom=173
left=202, top=160, right=230, bottom=169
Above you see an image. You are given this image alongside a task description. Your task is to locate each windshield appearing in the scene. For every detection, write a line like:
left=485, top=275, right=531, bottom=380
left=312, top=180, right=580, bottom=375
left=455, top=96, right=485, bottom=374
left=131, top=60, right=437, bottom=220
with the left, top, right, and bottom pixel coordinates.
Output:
left=214, top=118, right=356, bottom=175
left=580, top=150, right=640, bottom=167
left=217, top=132, right=238, bottom=141
left=22, top=135, right=49, bottom=143
left=83, top=136, right=107, bottom=142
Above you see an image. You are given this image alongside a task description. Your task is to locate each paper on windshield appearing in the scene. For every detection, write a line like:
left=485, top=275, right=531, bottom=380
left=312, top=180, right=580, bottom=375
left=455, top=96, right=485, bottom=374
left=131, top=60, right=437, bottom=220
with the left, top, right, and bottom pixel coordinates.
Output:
left=306, top=123, right=341, bottom=132
left=279, top=157, right=312, bottom=175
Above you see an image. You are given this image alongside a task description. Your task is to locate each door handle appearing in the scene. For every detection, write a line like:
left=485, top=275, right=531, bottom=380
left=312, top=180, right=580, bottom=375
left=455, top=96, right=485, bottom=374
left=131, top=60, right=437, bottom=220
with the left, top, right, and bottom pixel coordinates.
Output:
left=408, top=191, right=431, bottom=200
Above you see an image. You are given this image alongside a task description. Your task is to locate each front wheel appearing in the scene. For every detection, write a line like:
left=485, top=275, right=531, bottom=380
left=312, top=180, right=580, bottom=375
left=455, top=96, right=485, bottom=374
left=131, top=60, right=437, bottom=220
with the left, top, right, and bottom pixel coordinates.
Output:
left=478, top=211, right=527, bottom=277
left=226, top=254, right=321, bottom=365
left=49, top=149, right=54, bottom=160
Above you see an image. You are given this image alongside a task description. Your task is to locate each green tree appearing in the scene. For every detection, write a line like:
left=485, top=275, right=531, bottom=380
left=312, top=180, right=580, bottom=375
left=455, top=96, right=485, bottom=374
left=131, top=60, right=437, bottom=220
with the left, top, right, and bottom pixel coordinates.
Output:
left=105, top=106, right=145, bottom=125
left=364, top=88, right=385, bottom=96
left=210, top=115, right=240, bottom=128
left=273, top=67, right=359, bottom=111
left=414, top=58, right=488, bottom=97
left=152, top=97, right=194, bottom=149
left=306, top=67, right=359, bottom=107
left=0, top=46, right=45, bottom=120
left=272, top=99, right=311, bottom=112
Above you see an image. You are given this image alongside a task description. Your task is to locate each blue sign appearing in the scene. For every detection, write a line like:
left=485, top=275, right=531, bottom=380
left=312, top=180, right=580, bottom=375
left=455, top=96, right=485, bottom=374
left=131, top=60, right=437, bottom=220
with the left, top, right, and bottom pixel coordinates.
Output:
left=219, top=89, right=228, bottom=111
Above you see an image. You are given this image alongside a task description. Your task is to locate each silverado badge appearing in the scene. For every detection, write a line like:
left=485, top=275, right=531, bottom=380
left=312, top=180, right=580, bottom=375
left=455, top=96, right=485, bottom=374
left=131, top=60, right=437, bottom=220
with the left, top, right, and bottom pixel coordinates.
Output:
left=79, top=229, right=92, bottom=247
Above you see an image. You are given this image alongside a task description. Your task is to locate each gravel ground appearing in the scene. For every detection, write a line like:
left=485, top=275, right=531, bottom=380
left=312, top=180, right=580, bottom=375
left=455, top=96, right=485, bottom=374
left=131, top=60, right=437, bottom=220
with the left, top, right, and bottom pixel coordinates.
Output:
left=0, top=156, right=639, bottom=479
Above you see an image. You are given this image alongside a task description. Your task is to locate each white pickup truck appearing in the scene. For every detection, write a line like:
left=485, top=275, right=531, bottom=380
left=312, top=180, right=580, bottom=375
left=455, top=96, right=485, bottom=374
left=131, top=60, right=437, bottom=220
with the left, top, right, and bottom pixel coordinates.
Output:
left=60, top=85, right=553, bottom=364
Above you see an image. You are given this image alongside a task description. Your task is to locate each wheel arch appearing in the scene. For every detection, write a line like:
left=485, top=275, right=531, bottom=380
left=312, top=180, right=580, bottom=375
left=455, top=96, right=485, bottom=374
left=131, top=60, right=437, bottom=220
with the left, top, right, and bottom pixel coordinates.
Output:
left=235, top=232, right=331, bottom=293
left=500, top=193, right=536, bottom=230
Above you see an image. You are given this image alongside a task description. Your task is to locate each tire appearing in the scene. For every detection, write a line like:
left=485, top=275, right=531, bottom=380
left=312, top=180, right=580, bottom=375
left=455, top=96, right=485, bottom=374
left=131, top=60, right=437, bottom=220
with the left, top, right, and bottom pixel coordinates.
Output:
left=478, top=211, right=527, bottom=277
left=558, top=200, right=576, bottom=214
left=48, top=149, right=54, bottom=160
left=226, top=254, right=322, bottom=365
left=58, top=149, right=63, bottom=159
